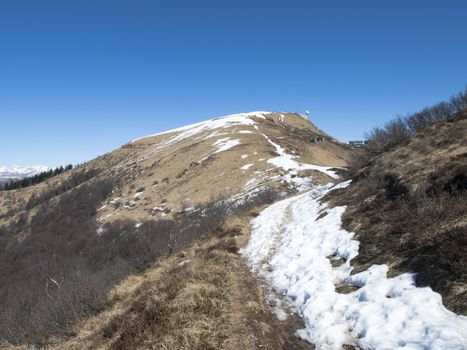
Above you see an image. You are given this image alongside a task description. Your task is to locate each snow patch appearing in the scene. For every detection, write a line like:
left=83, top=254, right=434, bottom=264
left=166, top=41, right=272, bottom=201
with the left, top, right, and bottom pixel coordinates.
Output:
left=213, top=138, right=241, bottom=153
left=241, top=163, right=254, bottom=170
left=262, top=134, right=338, bottom=179
left=131, top=111, right=269, bottom=143
left=242, top=183, right=467, bottom=350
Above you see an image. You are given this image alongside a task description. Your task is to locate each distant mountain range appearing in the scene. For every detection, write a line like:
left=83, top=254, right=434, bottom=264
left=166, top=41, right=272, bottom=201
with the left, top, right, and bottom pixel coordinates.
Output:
left=0, top=165, right=49, bottom=184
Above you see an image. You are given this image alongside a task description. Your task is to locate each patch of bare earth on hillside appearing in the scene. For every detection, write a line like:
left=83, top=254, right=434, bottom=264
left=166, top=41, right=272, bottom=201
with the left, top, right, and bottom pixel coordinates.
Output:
left=35, top=213, right=309, bottom=350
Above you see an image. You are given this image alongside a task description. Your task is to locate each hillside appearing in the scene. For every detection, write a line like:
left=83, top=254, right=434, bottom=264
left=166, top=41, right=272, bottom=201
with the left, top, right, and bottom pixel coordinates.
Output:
left=0, top=112, right=351, bottom=349
left=241, top=111, right=467, bottom=349
left=0, top=112, right=349, bottom=222
left=328, top=109, right=467, bottom=313
left=1, top=111, right=466, bottom=350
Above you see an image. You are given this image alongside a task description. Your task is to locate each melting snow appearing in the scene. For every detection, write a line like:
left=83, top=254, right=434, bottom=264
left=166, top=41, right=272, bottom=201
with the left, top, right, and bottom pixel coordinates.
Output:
left=244, top=178, right=257, bottom=188
left=131, top=111, right=269, bottom=143
left=110, top=197, right=121, bottom=204
left=213, top=138, right=241, bottom=153
left=282, top=172, right=314, bottom=191
left=262, top=134, right=338, bottom=179
left=242, top=182, right=467, bottom=350
left=241, top=163, right=254, bottom=170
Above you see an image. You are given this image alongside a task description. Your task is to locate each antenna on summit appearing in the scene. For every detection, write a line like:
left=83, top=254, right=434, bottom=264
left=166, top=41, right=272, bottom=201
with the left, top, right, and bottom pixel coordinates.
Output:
left=305, top=110, right=310, bottom=120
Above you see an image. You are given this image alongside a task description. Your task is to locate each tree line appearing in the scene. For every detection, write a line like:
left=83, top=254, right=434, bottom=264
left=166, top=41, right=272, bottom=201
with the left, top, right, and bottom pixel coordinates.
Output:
left=365, top=86, right=467, bottom=151
left=0, top=163, right=279, bottom=345
left=0, top=164, right=73, bottom=191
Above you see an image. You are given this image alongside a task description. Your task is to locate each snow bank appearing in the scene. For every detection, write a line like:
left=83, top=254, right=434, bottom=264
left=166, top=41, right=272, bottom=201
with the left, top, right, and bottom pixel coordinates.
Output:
left=242, top=183, right=467, bottom=350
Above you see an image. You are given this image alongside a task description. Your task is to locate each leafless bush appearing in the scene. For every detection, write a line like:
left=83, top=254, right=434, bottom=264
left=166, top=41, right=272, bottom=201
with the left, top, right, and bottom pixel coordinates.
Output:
left=0, top=182, right=283, bottom=346
left=343, top=168, right=467, bottom=313
left=345, top=148, right=374, bottom=178
left=365, top=86, right=466, bottom=151
left=0, top=177, right=116, bottom=345
left=26, top=168, right=100, bottom=210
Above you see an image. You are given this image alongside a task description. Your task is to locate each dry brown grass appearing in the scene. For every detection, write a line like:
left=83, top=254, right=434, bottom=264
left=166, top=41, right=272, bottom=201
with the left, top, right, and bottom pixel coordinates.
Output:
left=0, top=112, right=347, bottom=349
left=17, top=215, right=308, bottom=350
left=328, top=111, right=467, bottom=314
left=108, top=246, right=232, bottom=350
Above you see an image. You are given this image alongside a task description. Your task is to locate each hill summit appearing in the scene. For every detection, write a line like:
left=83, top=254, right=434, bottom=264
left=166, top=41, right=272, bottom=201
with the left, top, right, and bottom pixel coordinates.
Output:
left=88, top=112, right=351, bottom=226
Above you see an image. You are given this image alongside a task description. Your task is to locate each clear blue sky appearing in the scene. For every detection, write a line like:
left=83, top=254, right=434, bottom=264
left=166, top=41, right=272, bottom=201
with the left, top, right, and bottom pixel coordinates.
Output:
left=1, top=0, right=466, bottom=167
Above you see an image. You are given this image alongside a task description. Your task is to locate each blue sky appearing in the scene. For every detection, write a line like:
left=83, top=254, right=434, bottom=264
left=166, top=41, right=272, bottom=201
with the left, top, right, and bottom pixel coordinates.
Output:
left=1, top=0, right=466, bottom=167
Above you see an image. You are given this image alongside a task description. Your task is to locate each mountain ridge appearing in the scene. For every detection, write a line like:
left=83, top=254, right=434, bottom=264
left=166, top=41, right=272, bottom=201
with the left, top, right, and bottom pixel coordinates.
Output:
left=1, top=111, right=465, bottom=349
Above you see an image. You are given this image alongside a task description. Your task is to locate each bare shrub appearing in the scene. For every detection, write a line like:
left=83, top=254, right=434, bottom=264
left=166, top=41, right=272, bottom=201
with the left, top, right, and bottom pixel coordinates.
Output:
left=341, top=169, right=467, bottom=313
left=0, top=182, right=282, bottom=346
left=364, top=86, right=466, bottom=152
left=0, top=177, right=116, bottom=344
left=26, top=168, right=100, bottom=210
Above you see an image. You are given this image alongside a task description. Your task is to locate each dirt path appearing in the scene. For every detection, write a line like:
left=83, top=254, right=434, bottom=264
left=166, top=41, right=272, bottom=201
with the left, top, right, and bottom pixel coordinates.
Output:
left=226, top=256, right=311, bottom=350
left=225, top=214, right=311, bottom=350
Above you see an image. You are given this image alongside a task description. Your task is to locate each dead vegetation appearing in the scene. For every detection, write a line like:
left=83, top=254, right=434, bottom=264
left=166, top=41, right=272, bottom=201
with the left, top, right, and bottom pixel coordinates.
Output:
left=0, top=177, right=282, bottom=348
left=39, top=216, right=308, bottom=350
left=0, top=112, right=349, bottom=348
left=103, top=234, right=308, bottom=350
left=364, top=87, right=467, bottom=152
left=104, top=237, right=236, bottom=350
left=328, top=110, right=467, bottom=314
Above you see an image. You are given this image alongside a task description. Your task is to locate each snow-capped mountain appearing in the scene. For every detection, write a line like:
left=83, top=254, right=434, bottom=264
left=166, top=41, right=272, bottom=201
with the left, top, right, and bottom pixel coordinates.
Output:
left=0, top=165, right=49, bottom=180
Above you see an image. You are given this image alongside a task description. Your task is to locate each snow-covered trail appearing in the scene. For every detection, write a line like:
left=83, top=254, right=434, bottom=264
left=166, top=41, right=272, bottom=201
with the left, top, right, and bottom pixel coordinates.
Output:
left=242, top=183, right=467, bottom=350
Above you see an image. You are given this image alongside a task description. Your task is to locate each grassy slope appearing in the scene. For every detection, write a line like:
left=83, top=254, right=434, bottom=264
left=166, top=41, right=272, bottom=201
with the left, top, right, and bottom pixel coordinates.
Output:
left=35, top=212, right=308, bottom=350
left=328, top=110, right=467, bottom=313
